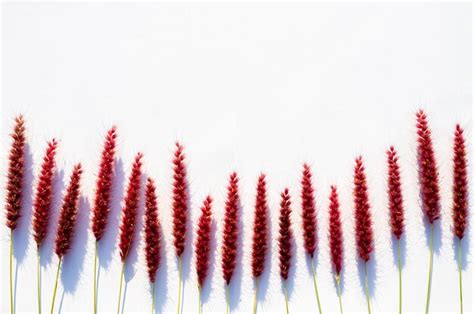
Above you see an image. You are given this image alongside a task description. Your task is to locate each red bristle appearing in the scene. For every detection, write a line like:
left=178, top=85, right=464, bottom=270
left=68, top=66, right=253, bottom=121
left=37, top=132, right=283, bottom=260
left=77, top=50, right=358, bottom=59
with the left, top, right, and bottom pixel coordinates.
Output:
left=387, top=146, right=405, bottom=239
left=92, top=126, right=117, bottom=242
left=301, top=164, right=317, bottom=258
left=353, top=156, right=374, bottom=262
left=328, top=185, right=343, bottom=275
left=5, top=115, right=26, bottom=230
left=195, top=196, right=213, bottom=288
left=118, top=153, right=143, bottom=262
left=278, top=188, right=293, bottom=281
left=54, top=164, right=82, bottom=258
left=251, top=174, right=269, bottom=279
left=222, top=172, right=240, bottom=285
left=144, top=177, right=161, bottom=283
left=416, top=110, right=441, bottom=224
left=172, top=143, right=188, bottom=258
left=452, top=125, right=468, bottom=239
left=32, top=139, right=58, bottom=247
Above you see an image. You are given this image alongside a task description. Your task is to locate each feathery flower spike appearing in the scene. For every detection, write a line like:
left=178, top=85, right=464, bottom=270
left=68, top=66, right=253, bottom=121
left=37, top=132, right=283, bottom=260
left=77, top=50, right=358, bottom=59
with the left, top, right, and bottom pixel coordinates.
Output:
left=32, top=139, right=58, bottom=314
left=278, top=188, right=293, bottom=314
left=251, top=174, right=269, bottom=314
left=301, top=164, right=322, bottom=313
left=5, top=115, right=26, bottom=314
left=91, top=126, right=117, bottom=314
left=195, top=196, right=213, bottom=314
left=387, top=146, right=405, bottom=314
left=452, top=124, right=468, bottom=314
left=328, top=185, right=344, bottom=314
left=51, top=164, right=83, bottom=314
left=222, top=172, right=240, bottom=314
left=116, top=153, right=143, bottom=314
left=353, top=156, right=373, bottom=314
left=416, top=110, right=441, bottom=314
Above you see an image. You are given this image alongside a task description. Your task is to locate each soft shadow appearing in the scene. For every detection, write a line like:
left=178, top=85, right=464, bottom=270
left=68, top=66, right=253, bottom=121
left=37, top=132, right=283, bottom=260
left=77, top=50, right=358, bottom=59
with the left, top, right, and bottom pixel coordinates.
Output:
left=424, top=219, right=442, bottom=255
left=332, top=268, right=346, bottom=294
left=227, top=201, right=244, bottom=311
left=391, top=234, right=407, bottom=269
left=153, top=224, right=169, bottom=314
left=304, top=249, right=320, bottom=311
left=357, top=256, right=377, bottom=299
left=453, top=233, right=470, bottom=271
left=200, top=219, right=217, bottom=305
left=284, top=235, right=297, bottom=300
left=256, top=213, right=272, bottom=304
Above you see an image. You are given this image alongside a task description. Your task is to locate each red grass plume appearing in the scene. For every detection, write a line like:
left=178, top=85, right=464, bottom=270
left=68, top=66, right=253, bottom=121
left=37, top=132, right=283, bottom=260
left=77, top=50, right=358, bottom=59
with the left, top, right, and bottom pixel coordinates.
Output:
left=301, top=164, right=317, bottom=258
left=416, top=110, right=441, bottom=224
left=452, top=124, right=468, bottom=239
left=387, top=146, right=405, bottom=239
left=5, top=115, right=26, bottom=230
left=195, top=196, right=213, bottom=288
left=172, top=143, right=189, bottom=258
left=92, top=126, right=117, bottom=242
left=222, top=172, right=240, bottom=285
left=118, top=153, right=143, bottom=262
left=144, top=177, right=161, bottom=283
left=278, top=188, right=294, bottom=281
left=33, top=139, right=58, bottom=247
left=328, top=185, right=343, bottom=275
left=251, top=174, right=269, bottom=279
left=353, top=156, right=374, bottom=262
left=55, top=164, right=83, bottom=258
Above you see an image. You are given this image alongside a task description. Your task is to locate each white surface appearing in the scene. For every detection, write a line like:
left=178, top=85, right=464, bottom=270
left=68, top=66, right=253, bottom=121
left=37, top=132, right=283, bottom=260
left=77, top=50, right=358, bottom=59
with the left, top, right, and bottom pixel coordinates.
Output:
left=1, top=2, right=472, bottom=313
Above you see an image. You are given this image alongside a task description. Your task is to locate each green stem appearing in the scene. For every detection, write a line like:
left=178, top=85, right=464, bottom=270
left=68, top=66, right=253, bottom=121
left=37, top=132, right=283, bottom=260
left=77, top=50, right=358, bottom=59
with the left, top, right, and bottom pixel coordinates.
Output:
left=198, top=286, right=202, bottom=314
left=283, top=281, right=289, bottom=314
left=253, top=278, right=259, bottom=314
left=37, top=248, right=42, bottom=314
left=176, top=257, right=183, bottom=314
left=311, top=259, right=323, bottom=313
left=398, top=240, right=402, bottom=314
left=50, top=258, right=62, bottom=314
left=116, top=261, right=125, bottom=314
left=151, top=282, right=155, bottom=314
left=425, top=224, right=434, bottom=314
left=364, top=262, right=371, bottom=314
left=10, top=230, right=13, bottom=314
left=335, top=275, right=343, bottom=314
left=93, top=241, right=98, bottom=314
left=458, top=238, right=463, bottom=314
left=225, top=284, right=230, bottom=314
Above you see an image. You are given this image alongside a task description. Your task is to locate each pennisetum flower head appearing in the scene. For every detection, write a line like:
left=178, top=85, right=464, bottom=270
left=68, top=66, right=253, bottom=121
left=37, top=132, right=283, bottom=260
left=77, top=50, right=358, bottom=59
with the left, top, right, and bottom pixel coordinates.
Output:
left=172, top=143, right=189, bottom=258
left=195, top=196, right=213, bottom=288
left=55, top=164, right=83, bottom=258
left=251, top=174, right=269, bottom=279
left=92, top=126, right=117, bottom=242
left=144, top=177, right=161, bottom=283
left=33, top=139, right=58, bottom=247
left=278, top=188, right=293, bottom=281
left=452, top=124, right=468, bottom=239
left=353, top=156, right=374, bottom=262
left=301, top=163, right=317, bottom=258
left=5, top=115, right=26, bottom=230
left=328, top=185, right=343, bottom=275
left=387, top=146, right=405, bottom=239
left=222, top=172, right=240, bottom=285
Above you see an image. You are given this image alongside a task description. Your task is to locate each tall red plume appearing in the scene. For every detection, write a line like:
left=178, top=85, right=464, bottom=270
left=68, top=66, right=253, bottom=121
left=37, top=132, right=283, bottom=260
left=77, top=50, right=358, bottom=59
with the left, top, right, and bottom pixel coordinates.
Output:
left=328, top=186, right=343, bottom=275
left=144, top=177, right=161, bottom=283
left=195, top=196, right=213, bottom=288
left=172, top=143, right=188, bottom=258
left=301, top=164, right=317, bottom=258
left=416, top=110, right=441, bottom=224
left=251, top=174, right=269, bottom=279
left=118, top=153, right=143, bottom=262
left=54, top=164, right=83, bottom=258
left=353, top=156, right=374, bottom=262
left=33, top=139, right=58, bottom=247
left=5, top=115, right=26, bottom=230
left=92, top=126, right=117, bottom=242
left=278, top=188, right=293, bottom=281
left=387, top=146, right=405, bottom=239
left=222, top=172, right=240, bottom=285
left=452, top=125, right=468, bottom=239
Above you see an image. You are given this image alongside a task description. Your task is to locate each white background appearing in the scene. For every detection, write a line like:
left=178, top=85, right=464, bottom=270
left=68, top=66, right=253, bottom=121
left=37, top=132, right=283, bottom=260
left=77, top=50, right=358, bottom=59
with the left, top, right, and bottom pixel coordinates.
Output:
left=1, top=2, right=472, bottom=313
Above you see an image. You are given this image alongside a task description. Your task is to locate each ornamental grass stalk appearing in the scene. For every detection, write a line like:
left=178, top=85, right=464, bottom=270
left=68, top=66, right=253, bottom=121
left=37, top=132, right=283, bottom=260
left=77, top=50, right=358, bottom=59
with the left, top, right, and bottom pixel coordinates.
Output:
left=328, top=185, right=343, bottom=314
left=278, top=188, right=293, bottom=314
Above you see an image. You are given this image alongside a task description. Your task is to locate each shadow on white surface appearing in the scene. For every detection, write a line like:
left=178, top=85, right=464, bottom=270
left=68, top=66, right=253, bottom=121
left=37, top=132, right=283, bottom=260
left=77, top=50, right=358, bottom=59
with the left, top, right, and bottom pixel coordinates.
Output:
left=391, top=234, right=407, bottom=269
left=256, top=213, right=272, bottom=304
left=227, top=200, right=244, bottom=311
left=153, top=221, right=169, bottom=314
left=200, top=218, right=217, bottom=305
left=357, top=255, right=377, bottom=300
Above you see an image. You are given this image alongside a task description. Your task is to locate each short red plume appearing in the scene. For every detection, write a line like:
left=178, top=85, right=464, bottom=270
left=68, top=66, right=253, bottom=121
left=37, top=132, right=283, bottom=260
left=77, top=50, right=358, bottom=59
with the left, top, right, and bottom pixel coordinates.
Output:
left=33, top=139, right=58, bottom=247
left=118, top=153, right=143, bottom=262
left=55, top=164, right=83, bottom=258
left=172, top=143, right=188, bottom=258
left=353, top=156, right=374, bottom=262
left=278, top=188, right=293, bottom=281
left=452, top=125, right=468, bottom=239
left=222, top=172, right=240, bottom=285
left=251, top=174, right=269, bottom=279
left=92, top=126, right=117, bottom=242
left=144, top=177, right=161, bottom=283
left=416, top=110, right=441, bottom=224
left=195, top=196, right=213, bottom=288
left=387, top=146, right=405, bottom=239
left=301, top=164, right=317, bottom=258
left=5, top=115, right=26, bottom=230
left=328, top=186, right=343, bottom=275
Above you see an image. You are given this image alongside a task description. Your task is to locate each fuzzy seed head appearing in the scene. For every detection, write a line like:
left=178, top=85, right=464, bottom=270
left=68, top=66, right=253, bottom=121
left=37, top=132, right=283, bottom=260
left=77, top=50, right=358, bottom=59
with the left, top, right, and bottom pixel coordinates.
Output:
left=278, top=188, right=293, bottom=281
left=222, top=172, right=240, bottom=285
left=144, top=177, right=161, bottom=283
left=172, top=143, right=189, bottom=258
left=195, top=196, right=213, bottom=287
left=301, top=163, right=317, bottom=258
left=328, top=185, right=343, bottom=275
left=452, top=124, right=468, bottom=239
left=251, top=174, right=269, bottom=279
left=387, top=146, right=405, bottom=239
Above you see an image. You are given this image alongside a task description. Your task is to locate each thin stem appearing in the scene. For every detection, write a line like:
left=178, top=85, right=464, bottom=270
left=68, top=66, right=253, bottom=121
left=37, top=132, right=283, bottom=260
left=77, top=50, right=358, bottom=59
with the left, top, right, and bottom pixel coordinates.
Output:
left=458, top=237, right=463, bottom=314
left=176, top=257, right=183, bottom=314
left=116, top=261, right=126, bottom=314
left=151, top=282, right=155, bottom=314
left=283, top=280, right=289, bottom=314
left=425, top=224, right=434, bottom=314
left=364, top=262, right=371, bottom=314
left=225, top=284, right=230, bottom=314
left=50, top=258, right=62, bottom=314
left=37, top=248, right=42, bottom=314
left=397, top=239, right=402, bottom=314
left=10, top=230, right=13, bottom=314
left=198, top=286, right=202, bottom=314
left=93, top=241, right=98, bottom=314
left=253, top=278, right=259, bottom=314
left=310, top=258, right=323, bottom=313
left=335, top=275, right=343, bottom=314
